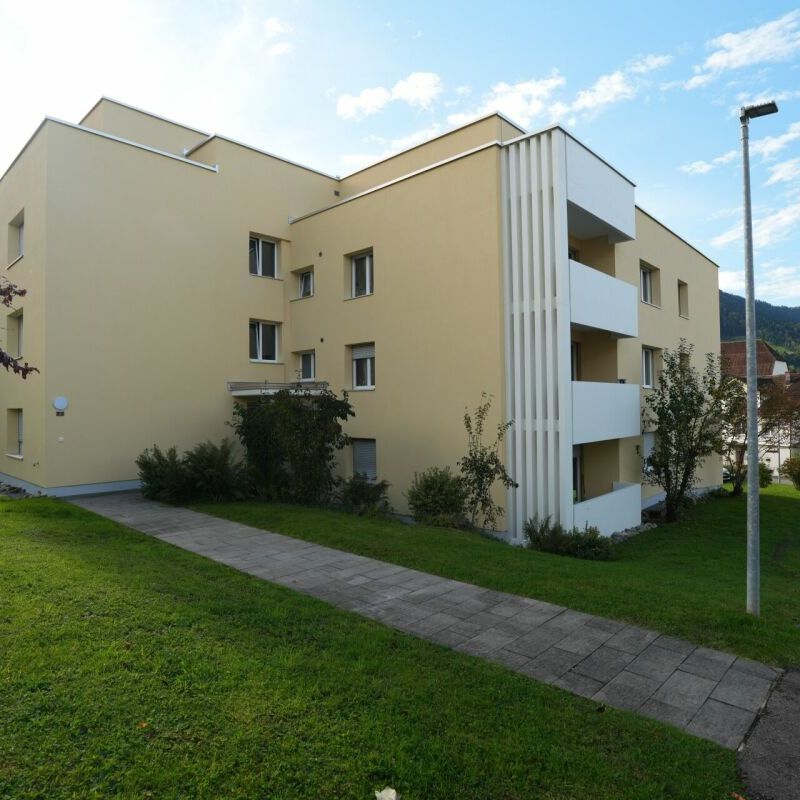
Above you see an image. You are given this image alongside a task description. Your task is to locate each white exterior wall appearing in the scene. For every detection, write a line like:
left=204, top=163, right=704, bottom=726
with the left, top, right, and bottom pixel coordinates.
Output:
left=573, top=482, right=641, bottom=535
left=569, top=259, right=638, bottom=338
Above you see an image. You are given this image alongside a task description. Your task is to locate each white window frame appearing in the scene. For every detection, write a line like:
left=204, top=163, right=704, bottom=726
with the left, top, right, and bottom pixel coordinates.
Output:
left=640, top=265, right=653, bottom=304
left=352, top=344, right=375, bottom=389
left=352, top=438, right=377, bottom=481
left=298, top=270, right=313, bottom=298
left=7, top=409, right=23, bottom=458
left=249, top=236, right=278, bottom=278
left=299, top=350, right=315, bottom=381
left=351, top=252, right=374, bottom=298
left=642, top=348, right=655, bottom=389
left=249, top=320, right=279, bottom=362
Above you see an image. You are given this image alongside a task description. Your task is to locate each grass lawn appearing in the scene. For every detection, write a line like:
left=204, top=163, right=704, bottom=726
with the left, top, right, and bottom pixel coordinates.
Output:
left=196, top=485, right=800, bottom=667
left=0, top=498, right=741, bottom=799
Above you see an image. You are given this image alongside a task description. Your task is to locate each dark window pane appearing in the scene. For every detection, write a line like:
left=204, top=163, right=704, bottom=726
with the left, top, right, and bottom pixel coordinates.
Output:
left=353, top=257, right=367, bottom=296
left=355, top=357, right=368, bottom=386
left=261, top=241, right=276, bottom=277
left=301, top=353, right=313, bottom=379
left=249, top=322, right=258, bottom=359
left=264, top=324, right=277, bottom=360
left=249, top=238, right=259, bottom=275
left=368, top=356, right=375, bottom=385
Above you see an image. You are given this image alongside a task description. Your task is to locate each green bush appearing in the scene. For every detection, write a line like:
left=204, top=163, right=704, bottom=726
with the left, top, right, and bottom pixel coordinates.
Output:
left=758, top=461, right=774, bottom=488
left=406, top=467, right=468, bottom=527
left=780, top=456, right=800, bottom=490
left=524, top=516, right=614, bottom=561
left=136, top=440, right=250, bottom=503
left=337, top=474, right=391, bottom=516
left=136, top=445, right=191, bottom=503
left=183, top=439, right=251, bottom=502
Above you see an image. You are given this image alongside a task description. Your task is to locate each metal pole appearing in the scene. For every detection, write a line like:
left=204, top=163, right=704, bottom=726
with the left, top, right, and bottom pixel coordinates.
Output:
left=741, top=110, right=760, bottom=617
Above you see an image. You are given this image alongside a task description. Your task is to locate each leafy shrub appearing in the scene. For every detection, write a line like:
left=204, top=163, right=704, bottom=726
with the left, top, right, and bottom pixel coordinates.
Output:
left=183, top=439, right=251, bottom=502
left=136, top=445, right=191, bottom=503
left=757, top=461, right=774, bottom=488
left=230, top=388, right=353, bottom=504
left=459, top=395, right=517, bottom=530
left=780, top=457, right=800, bottom=490
left=524, top=516, right=614, bottom=561
left=337, top=474, right=391, bottom=516
left=406, top=467, right=468, bottom=527
left=136, top=440, right=250, bottom=503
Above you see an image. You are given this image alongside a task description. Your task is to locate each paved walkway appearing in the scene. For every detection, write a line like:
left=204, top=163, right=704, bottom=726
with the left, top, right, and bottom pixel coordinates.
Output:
left=71, top=492, right=781, bottom=751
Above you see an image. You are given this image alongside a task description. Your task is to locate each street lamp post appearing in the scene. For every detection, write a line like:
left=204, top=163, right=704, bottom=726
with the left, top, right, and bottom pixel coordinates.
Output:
left=740, top=100, right=778, bottom=617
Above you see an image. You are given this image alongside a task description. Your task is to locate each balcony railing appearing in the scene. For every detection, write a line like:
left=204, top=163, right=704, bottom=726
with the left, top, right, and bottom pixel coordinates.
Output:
left=570, top=259, right=638, bottom=338
left=572, top=380, right=640, bottom=444
left=574, top=482, right=641, bottom=536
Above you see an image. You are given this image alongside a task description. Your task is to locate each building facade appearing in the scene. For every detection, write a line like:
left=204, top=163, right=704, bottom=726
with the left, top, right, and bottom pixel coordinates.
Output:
left=0, top=98, right=721, bottom=539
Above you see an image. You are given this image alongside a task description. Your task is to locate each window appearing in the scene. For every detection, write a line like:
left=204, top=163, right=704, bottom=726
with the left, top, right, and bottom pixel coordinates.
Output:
left=352, top=438, right=377, bottom=481
left=299, top=350, right=315, bottom=381
left=642, top=432, right=655, bottom=476
left=352, top=343, right=375, bottom=389
left=6, top=409, right=23, bottom=457
left=298, top=270, right=313, bottom=298
left=351, top=252, right=374, bottom=297
left=7, top=312, right=22, bottom=358
left=568, top=246, right=580, bottom=262
left=642, top=348, right=655, bottom=388
left=249, top=236, right=277, bottom=278
left=640, top=261, right=660, bottom=305
left=678, top=280, right=689, bottom=318
left=8, top=210, right=24, bottom=264
left=570, top=341, right=581, bottom=381
left=249, top=321, right=278, bottom=361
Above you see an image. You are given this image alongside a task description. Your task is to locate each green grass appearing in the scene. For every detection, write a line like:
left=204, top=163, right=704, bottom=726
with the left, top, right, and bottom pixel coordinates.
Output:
left=0, top=498, right=741, bottom=799
left=196, top=485, right=800, bottom=667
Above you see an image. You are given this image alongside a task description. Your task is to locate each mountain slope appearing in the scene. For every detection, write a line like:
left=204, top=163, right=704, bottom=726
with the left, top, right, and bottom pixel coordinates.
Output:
left=719, top=290, right=800, bottom=371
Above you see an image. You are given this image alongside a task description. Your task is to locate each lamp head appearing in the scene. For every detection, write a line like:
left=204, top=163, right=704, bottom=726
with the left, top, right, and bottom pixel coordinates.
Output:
left=741, top=101, right=779, bottom=120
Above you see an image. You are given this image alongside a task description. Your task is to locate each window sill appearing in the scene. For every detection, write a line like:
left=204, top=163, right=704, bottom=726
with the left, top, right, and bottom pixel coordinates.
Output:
left=250, top=274, right=283, bottom=281
left=290, top=295, right=314, bottom=302
left=679, top=314, right=689, bottom=320
left=6, top=254, right=23, bottom=270
left=249, top=359, right=283, bottom=365
left=345, top=293, right=374, bottom=301
left=5, top=453, right=23, bottom=460
left=352, top=386, right=375, bottom=392
left=640, top=300, right=661, bottom=309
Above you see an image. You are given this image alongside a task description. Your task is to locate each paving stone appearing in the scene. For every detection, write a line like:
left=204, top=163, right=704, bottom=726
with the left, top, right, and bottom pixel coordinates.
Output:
left=446, top=619, right=487, bottom=638
left=572, top=645, right=635, bottom=683
left=554, top=625, right=614, bottom=656
left=651, top=669, right=717, bottom=712
left=729, top=656, right=782, bottom=683
left=686, top=699, right=756, bottom=750
left=582, top=616, right=626, bottom=634
left=541, top=610, right=594, bottom=633
left=456, top=627, right=520, bottom=656
left=520, top=646, right=583, bottom=683
left=604, top=625, right=659, bottom=655
left=428, top=628, right=470, bottom=648
left=553, top=670, right=605, bottom=699
left=639, top=699, right=694, bottom=729
left=711, top=668, right=773, bottom=712
left=652, top=635, right=696, bottom=656
left=593, top=670, right=661, bottom=711
left=681, top=647, right=736, bottom=681
left=626, top=644, right=689, bottom=682
left=505, top=626, right=568, bottom=659
left=489, top=649, right=533, bottom=671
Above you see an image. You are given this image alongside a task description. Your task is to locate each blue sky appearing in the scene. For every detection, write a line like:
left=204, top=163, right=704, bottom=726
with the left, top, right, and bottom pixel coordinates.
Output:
left=2, top=1, right=800, bottom=305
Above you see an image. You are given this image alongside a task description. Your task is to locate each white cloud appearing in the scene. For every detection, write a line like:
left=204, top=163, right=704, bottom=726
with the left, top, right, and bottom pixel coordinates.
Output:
left=341, top=123, right=443, bottom=173
left=337, top=86, right=392, bottom=120
left=447, top=72, right=566, bottom=128
left=685, top=10, right=800, bottom=89
left=719, top=270, right=745, bottom=294
left=267, top=42, right=293, bottom=57
left=572, top=71, right=635, bottom=113
left=455, top=85, right=471, bottom=97
left=263, top=17, right=290, bottom=40
left=391, top=72, right=442, bottom=109
left=678, top=149, right=737, bottom=175
left=712, top=202, right=800, bottom=248
left=766, top=157, right=800, bottom=185
left=336, top=71, right=443, bottom=120
left=751, top=121, right=800, bottom=159
left=628, top=54, right=673, bottom=74
left=724, top=263, right=800, bottom=304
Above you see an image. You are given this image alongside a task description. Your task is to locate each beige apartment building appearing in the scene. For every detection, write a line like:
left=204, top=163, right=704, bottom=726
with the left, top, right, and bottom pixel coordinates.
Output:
left=0, top=98, right=721, bottom=540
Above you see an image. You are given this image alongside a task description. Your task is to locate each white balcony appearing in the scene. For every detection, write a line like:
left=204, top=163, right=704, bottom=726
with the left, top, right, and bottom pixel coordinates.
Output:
left=572, top=381, right=640, bottom=445
left=570, top=259, right=638, bottom=338
left=565, top=136, right=636, bottom=242
left=574, top=482, right=641, bottom=536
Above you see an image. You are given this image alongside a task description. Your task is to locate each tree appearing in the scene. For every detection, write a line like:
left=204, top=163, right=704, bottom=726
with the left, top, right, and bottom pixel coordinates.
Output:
left=642, top=341, right=735, bottom=522
left=458, top=394, right=517, bottom=530
left=721, top=377, right=800, bottom=496
left=229, top=386, right=354, bottom=504
left=1, top=277, right=37, bottom=378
